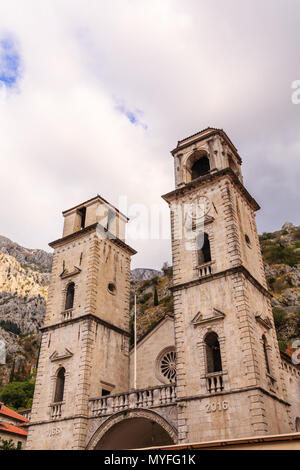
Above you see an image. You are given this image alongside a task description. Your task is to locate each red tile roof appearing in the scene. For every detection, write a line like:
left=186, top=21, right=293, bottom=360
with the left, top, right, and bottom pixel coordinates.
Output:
left=0, top=421, right=28, bottom=437
left=0, top=403, right=29, bottom=423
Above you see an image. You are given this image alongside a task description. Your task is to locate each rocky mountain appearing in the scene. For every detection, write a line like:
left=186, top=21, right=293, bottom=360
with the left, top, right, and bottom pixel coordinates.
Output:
left=0, top=222, right=299, bottom=390
left=260, top=222, right=300, bottom=350
left=0, top=237, right=51, bottom=387
left=0, top=236, right=52, bottom=273
left=131, top=268, right=162, bottom=281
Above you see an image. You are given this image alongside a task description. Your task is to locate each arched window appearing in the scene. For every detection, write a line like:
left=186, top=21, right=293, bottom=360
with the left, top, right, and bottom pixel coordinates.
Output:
left=205, top=332, right=222, bottom=373
left=197, top=233, right=212, bottom=265
left=54, top=367, right=65, bottom=403
left=191, top=156, right=210, bottom=180
left=262, top=335, right=270, bottom=374
left=65, top=282, right=75, bottom=310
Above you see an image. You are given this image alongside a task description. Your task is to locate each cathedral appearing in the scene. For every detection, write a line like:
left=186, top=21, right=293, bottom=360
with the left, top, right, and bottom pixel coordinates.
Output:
left=26, top=128, right=300, bottom=450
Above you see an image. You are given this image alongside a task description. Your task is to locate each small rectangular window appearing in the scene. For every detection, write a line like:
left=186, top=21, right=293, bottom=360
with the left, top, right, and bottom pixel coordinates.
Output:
left=78, top=207, right=86, bottom=229
left=101, top=389, right=111, bottom=397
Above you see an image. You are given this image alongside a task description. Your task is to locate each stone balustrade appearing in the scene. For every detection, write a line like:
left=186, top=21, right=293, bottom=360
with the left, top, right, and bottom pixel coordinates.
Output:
left=89, top=385, right=176, bottom=418
left=198, top=262, right=213, bottom=278
left=206, top=372, right=224, bottom=394
left=19, top=409, right=32, bottom=421
left=61, top=309, right=73, bottom=322
left=50, top=402, right=63, bottom=419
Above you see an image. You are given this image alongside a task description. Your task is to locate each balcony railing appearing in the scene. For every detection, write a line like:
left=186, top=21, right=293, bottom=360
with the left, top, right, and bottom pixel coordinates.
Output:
left=198, top=262, right=213, bottom=279
left=18, top=409, right=31, bottom=421
left=50, top=402, right=63, bottom=420
left=61, top=309, right=73, bottom=322
left=89, top=385, right=176, bottom=418
left=206, top=372, right=225, bottom=394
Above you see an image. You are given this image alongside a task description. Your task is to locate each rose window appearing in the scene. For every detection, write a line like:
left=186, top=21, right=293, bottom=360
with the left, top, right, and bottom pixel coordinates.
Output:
left=160, top=350, right=176, bottom=382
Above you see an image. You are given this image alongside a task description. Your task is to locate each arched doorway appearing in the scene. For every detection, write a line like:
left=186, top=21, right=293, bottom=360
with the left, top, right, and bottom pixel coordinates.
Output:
left=87, top=409, right=177, bottom=450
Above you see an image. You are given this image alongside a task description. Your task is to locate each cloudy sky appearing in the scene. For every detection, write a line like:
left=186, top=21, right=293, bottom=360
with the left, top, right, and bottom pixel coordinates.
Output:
left=0, top=0, right=299, bottom=269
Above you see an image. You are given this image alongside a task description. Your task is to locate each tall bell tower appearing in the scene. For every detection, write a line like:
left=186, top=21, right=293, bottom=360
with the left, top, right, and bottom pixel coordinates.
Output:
left=26, top=195, right=136, bottom=450
left=162, top=128, right=293, bottom=443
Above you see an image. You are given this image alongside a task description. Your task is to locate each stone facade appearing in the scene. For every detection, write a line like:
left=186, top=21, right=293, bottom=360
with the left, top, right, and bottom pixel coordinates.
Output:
left=26, top=196, right=136, bottom=450
left=129, top=315, right=175, bottom=390
left=162, top=127, right=299, bottom=443
left=26, top=129, right=300, bottom=450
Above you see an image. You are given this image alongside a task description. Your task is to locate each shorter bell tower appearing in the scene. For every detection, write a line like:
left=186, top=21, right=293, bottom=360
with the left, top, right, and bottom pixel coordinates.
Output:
left=26, top=195, right=136, bottom=450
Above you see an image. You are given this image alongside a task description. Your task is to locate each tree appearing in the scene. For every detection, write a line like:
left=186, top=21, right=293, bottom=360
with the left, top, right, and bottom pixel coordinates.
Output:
left=0, top=379, right=35, bottom=410
left=0, top=439, right=17, bottom=450
left=154, top=287, right=159, bottom=306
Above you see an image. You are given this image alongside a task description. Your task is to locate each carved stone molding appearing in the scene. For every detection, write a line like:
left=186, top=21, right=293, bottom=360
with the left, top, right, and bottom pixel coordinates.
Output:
left=86, top=408, right=178, bottom=450
left=192, top=309, right=225, bottom=326
left=60, top=266, right=81, bottom=279
left=255, top=314, right=273, bottom=330
left=49, top=348, right=73, bottom=362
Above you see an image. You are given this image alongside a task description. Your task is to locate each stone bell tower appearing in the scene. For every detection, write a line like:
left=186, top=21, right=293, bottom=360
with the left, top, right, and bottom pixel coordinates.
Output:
left=162, top=128, right=293, bottom=444
left=26, top=195, right=136, bottom=450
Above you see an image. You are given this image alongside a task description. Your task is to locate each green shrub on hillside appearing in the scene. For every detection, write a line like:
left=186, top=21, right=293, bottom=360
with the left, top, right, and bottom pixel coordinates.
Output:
left=151, top=276, right=160, bottom=286
left=0, top=379, right=35, bottom=411
left=160, top=295, right=174, bottom=312
left=293, top=228, right=300, bottom=241
left=0, top=439, right=18, bottom=451
left=141, top=276, right=160, bottom=290
left=139, top=304, right=149, bottom=314
left=272, top=307, right=288, bottom=329
left=278, top=340, right=287, bottom=352
left=271, top=276, right=294, bottom=294
left=260, top=233, right=276, bottom=241
left=139, top=293, right=152, bottom=305
left=262, top=244, right=299, bottom=266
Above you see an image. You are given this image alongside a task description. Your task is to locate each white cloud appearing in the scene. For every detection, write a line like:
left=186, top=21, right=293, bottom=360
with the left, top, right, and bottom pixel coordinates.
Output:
left=0, top=0, right=299, bottom=269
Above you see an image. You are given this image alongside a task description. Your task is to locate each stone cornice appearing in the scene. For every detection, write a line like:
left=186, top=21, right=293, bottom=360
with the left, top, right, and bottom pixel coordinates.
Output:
left=49, top=222, right=137, bottom=255
left=176, top=385, right=291, bottom=407
left=40, top=313, right=130, bottom=337
left=170, top=265, right=272, bottom=300
left=62, top=194, right=129, bottom=221
left=27, top=414, right=89, bottom=428
left=161, top=168, right=260, bottom=212
left=255, top=314, right=273, bottom=330
left=171, top=128, right=242, bottom=164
